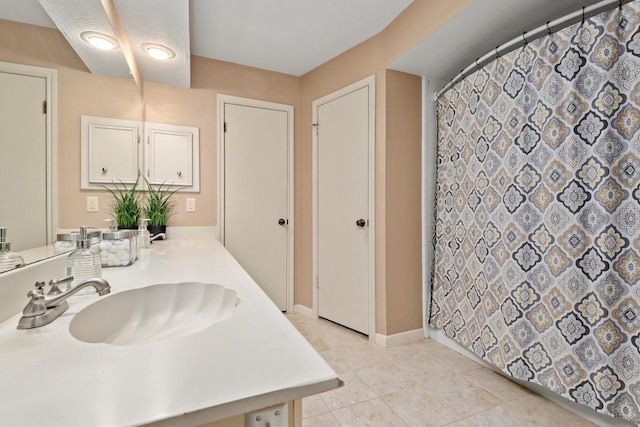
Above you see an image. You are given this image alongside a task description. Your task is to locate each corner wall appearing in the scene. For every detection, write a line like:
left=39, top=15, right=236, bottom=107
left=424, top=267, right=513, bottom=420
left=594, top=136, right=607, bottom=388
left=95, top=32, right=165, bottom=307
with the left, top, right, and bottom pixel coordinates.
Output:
left=385, top=69, right=423, bottom=335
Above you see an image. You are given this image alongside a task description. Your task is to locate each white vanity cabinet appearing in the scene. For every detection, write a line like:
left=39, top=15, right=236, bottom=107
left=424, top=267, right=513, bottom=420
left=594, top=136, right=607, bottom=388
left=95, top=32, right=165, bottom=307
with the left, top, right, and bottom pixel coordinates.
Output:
left=0, top=238, right=340, bottom=426
left=81, top=116, right=200, bottom=191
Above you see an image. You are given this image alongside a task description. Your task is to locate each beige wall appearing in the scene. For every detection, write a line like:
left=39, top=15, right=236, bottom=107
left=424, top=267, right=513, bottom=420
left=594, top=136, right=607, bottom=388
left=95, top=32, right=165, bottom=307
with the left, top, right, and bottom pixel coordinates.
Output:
left=180, top=55, right=301, bottom=227
left=1, top=0, right=473, bottom=336
left=0, top=19, right=86, bottom=71
left=58, top=70, right=143, bottom=228
left=0, top=20, right=299, bottom=230
left=385, top=69, right=423, bottom=335
left=76, top=58, right=299, bottom=228
left=297, top=0, right=473, bottom=334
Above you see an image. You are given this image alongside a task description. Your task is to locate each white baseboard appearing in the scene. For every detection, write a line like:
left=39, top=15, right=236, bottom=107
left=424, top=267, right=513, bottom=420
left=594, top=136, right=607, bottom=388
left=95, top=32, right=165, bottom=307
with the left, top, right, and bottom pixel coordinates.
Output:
left=293, top=306, right=425, bottom=348
left=375, top=328, right=425, bottom=347
left=293, top=304, right=314, bottom=317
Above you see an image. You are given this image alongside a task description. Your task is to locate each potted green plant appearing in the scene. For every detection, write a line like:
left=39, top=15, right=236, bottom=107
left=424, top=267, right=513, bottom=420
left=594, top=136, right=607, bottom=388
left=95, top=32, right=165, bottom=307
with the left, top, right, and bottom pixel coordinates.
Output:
left=143, top=177, right=179, bottom=239
left=104, top=176, right=141, bottom=229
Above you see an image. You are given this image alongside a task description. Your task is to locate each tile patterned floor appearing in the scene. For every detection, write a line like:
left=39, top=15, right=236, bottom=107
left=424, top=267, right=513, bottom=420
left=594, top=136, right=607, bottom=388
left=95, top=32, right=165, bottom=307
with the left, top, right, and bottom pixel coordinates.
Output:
left=286, top=313, right=597, bottom=427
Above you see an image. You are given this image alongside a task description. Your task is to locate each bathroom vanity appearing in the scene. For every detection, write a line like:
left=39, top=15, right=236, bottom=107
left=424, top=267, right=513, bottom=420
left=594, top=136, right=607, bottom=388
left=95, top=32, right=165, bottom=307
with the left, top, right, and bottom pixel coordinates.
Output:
left=0, top=238, right=340, bottom=426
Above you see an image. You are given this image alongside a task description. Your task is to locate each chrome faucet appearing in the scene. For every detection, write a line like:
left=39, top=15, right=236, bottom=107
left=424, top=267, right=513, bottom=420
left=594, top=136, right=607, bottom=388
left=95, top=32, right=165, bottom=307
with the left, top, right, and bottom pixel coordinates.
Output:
left=17, top=275, right=111, bottom=330
left=150, top=233, right=166, bottom=243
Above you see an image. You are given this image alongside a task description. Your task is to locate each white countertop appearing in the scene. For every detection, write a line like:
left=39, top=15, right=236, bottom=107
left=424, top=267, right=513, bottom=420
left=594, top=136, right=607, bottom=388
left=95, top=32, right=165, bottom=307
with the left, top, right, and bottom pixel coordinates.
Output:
left=0, top=238, right=340, bottom=426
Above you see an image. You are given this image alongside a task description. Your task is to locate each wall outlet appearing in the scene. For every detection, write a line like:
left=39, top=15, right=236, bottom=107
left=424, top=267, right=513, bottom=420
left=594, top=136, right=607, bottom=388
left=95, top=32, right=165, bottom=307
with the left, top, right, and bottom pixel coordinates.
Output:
left=245, top=403, right=288, bottom=427
left=186, top=198, right=196, bottom=212
left=86, top=196, right=99, bottom=212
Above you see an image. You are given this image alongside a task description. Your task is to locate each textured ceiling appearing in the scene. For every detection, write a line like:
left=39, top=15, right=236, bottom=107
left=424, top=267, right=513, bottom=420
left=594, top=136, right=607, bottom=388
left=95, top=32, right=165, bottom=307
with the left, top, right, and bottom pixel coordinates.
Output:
left=38, top=0, right=131, bottom=79
left=114, top=0, right=190, bottom=87
left=389, top=0, right=615, bottom=85
left=0, top=0, right=412, bottom=86
left=1, top=0, right=617, bottom=89
left=189, top=0, right=413, bottom=76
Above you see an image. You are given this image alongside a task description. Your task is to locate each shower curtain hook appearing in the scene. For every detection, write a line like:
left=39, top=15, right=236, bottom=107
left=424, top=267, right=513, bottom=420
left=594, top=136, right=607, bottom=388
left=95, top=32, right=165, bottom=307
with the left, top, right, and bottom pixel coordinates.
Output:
left=546, top=20, right=552, bottom=35
left=582, top=6, right=585, bottom=23
left=619, top=0, right=623, bottom=10
left=495, top=46, right=500, bottom=60
left=475, top=58, right=480, bottom=71
left=522, top=31, right=528, bottom=45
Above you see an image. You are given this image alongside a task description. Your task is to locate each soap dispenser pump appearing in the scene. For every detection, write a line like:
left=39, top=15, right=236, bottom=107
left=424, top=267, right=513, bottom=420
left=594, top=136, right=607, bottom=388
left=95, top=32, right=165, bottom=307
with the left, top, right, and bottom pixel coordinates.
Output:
left=64, top=226, right=102, bottom=293
left=0, top=227, right=25, bottom=273
left=138, top=218, right=151, bottom=249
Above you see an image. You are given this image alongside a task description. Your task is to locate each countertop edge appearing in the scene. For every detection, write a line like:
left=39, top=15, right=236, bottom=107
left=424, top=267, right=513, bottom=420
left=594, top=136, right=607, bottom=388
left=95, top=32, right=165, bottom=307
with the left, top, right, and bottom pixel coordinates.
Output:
left=143, top=377, right=343, bottom=427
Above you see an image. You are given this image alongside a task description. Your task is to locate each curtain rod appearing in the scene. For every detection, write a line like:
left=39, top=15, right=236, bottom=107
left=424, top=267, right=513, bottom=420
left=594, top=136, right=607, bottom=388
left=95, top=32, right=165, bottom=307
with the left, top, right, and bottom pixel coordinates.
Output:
left=434, top=0, right=635, bottom=99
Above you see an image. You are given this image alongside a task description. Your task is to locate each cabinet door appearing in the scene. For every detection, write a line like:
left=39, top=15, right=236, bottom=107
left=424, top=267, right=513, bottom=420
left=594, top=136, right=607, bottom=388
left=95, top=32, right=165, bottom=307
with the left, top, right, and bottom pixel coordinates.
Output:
left=145, top=123, right=199, bottom=188
left=82, top=116, right=142, bottom=188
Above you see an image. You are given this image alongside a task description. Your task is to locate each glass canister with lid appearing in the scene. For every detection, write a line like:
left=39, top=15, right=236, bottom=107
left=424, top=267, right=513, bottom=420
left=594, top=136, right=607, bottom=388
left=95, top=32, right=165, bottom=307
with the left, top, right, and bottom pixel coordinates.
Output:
left=55, top=229, right=102, bottom=255
left=100, top=230, right=136, bottom=267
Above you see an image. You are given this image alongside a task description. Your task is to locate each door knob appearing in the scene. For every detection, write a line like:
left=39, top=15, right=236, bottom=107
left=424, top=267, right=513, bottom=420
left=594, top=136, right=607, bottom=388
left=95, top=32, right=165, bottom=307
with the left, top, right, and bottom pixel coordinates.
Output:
left=356, top=219, right=366, bottom=227
left=278, top=218, right=286, bottom=226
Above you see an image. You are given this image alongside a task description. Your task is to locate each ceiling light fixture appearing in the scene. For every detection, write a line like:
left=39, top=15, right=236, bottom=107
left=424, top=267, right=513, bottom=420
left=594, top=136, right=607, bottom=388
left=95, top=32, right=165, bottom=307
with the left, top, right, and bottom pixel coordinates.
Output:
left=80, top=31, right=119, bottom=50
left=141, top=43, right=175, bottom=60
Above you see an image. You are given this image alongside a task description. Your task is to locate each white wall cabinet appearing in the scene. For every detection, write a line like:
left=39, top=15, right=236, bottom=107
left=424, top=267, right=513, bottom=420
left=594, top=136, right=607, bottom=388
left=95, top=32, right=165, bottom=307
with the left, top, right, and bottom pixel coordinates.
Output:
left=82, top=116, right=142, bottom=186
left=81, top=116, right=199, bottom=192
left=144, top=122, right=199, bottom=187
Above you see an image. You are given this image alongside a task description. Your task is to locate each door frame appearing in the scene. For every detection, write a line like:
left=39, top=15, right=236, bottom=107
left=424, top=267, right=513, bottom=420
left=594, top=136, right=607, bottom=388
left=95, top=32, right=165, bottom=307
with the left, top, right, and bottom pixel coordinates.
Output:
left=217, top=94, right=295, bottom=312
left=312, top=75, right=376, bottom=338
left=0, top=61, right=57, bottom=246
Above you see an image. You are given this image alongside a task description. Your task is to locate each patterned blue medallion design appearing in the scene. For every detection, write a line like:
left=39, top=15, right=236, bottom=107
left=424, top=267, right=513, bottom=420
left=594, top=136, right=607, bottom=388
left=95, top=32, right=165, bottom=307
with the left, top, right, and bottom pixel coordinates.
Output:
left=433, top=3, right=640, bottom=424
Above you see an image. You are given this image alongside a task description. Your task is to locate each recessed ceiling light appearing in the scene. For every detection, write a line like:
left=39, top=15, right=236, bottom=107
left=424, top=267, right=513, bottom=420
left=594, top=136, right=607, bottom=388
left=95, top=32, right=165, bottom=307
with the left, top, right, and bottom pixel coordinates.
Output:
left=80, top=31, right=119, bottom=50
left=141, top=43, right=175, bottom=60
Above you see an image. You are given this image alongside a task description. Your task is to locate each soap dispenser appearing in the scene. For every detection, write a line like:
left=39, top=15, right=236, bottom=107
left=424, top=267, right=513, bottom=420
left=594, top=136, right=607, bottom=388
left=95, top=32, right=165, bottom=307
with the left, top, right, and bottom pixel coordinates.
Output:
left=138, top=218, right=151, bottom=249
left=0, top=227, right=25, bottom=273
left=65, top=226, right=102, bottom=293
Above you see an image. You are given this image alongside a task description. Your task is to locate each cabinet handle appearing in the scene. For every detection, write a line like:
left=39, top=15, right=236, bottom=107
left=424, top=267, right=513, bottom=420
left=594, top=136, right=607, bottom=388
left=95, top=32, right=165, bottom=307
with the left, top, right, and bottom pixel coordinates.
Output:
left=101, top=167, right=107, bottom=174
left=177, top=171, right=182, bottom=177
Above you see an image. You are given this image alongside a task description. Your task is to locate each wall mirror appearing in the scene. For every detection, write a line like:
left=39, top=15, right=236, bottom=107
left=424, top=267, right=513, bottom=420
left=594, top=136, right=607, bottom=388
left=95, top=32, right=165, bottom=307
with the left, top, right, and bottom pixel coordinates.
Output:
left=0, top=61, right=58, bottom=269
left=0, top=19, right=144, bottom=274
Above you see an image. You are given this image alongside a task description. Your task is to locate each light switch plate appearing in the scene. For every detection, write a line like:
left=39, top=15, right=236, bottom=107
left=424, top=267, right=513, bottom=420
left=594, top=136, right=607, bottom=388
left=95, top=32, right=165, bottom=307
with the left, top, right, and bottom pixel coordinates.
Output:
left=86, top=196, right=99, bottom=212
left=186, top=198, right=196, bottom=212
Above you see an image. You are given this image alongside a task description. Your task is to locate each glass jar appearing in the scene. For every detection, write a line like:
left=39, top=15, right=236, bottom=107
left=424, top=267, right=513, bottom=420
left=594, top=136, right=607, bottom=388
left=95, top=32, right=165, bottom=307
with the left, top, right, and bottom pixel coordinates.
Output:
left=99, top=230, right=135, bottom=267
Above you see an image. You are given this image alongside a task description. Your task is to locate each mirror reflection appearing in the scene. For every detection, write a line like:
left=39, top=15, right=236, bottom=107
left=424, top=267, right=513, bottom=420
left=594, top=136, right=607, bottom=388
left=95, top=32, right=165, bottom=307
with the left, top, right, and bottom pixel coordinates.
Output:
left=0, top=15, right=144, bottom=273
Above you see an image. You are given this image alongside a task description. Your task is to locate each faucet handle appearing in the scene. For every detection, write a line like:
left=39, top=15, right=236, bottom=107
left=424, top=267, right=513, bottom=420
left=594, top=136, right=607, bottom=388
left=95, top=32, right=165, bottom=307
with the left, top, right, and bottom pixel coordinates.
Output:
left=48, top=275, right=74, bottom=295
left=22, top=287, right=46, bottom=317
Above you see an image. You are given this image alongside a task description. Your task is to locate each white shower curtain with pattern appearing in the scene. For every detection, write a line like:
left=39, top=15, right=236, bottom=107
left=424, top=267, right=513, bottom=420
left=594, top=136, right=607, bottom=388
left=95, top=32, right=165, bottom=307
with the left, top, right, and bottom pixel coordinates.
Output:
left=433, top=2, right=640, bottom=423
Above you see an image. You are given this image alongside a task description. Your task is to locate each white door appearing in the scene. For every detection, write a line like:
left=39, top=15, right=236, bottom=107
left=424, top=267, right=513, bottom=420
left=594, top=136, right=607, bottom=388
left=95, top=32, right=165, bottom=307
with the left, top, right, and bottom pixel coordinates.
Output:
left=222, top=99, right=292, bottom=311
left=314, top=77, right=374, bottom=335
left=0, top=71, right=47, bottom=251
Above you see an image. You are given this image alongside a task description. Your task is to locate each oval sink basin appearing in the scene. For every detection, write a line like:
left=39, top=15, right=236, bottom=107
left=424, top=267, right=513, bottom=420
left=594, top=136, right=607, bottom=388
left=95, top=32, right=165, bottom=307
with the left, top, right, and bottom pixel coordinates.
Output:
left=69, top=282, right=239, bottom=346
